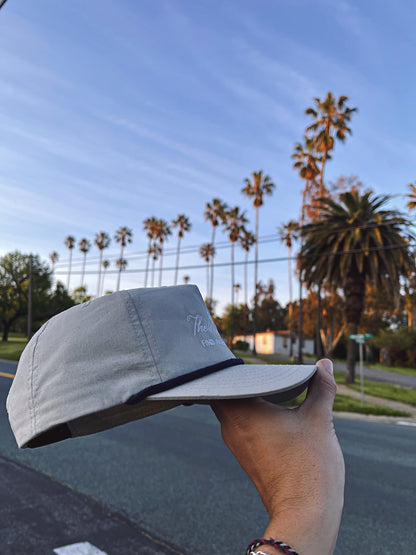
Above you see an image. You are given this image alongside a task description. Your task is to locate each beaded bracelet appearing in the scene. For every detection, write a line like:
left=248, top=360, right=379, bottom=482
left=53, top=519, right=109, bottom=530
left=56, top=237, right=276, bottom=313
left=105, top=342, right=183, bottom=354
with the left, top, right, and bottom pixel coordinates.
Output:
left=246, top=538, right=300, bottom=555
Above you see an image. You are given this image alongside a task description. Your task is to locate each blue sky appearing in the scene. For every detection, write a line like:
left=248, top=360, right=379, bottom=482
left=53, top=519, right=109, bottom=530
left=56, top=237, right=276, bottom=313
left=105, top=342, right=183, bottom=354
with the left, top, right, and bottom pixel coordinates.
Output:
left=0, top=0, right=415, bottom=311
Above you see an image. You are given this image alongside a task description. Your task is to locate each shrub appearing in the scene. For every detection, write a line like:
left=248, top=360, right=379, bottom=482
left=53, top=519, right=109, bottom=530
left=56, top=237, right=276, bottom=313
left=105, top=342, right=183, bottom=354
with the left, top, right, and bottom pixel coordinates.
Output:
left=233, top=339, right=249, bottom=352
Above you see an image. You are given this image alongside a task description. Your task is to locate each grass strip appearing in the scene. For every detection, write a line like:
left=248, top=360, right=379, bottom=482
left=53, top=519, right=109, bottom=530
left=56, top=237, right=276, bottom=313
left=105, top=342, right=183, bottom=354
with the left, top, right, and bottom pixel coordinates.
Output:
left=367, top=362, right=416, bottom=377
left=0, top=334, right=27, bottom=362
left=346, top=380, right=416, bottom=407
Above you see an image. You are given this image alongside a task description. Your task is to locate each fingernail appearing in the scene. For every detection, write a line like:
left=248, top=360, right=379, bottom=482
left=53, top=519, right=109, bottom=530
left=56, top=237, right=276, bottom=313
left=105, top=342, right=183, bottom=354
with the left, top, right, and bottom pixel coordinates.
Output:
left=318, top=358, right=334, bottom=375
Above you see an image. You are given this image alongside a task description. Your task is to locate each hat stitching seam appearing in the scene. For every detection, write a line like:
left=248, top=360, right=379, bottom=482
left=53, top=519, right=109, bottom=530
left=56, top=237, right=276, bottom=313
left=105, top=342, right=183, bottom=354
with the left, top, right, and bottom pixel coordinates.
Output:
left=29, top=321, right=51, bottom=439
left=124, top=290, right=162, bottom=382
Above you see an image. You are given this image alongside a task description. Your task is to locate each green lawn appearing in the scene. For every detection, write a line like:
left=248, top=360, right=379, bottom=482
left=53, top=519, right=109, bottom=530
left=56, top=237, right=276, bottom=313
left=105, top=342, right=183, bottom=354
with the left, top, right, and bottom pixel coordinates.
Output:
left=283, top=389, right=410, bottom=417
left=0, top=333, right=27, bottom=362
left=368, top=362, right=416, bottom=377
left=332, top=394, right=410, bottom=417
left=346, top=379, right=416, bottom=407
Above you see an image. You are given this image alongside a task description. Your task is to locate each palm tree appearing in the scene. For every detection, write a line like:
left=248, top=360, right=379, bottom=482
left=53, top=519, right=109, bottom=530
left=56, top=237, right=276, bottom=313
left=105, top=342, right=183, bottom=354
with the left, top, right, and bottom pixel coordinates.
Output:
left=234, top=283, right=241, bottom=305
left=239, top=228, right=255, bottom=337
left=223, top=206, right=248, bottom=345
left=242, top=171, right=275, bottom=354
left=94, top=231, right=111, bottom=296
left=149, top=242, right=162, bottom=287
left=405, top=182, right=416, bottom=211
left=204, top=198, right=228, bottom=301
left=64, top=235, right=76, bottom=290
left=49, top=251, right=59, bottom=273
left=292, top=136, right=322, bottom=223
left=116, top=257, right=127, bottom=288
left=154, top=219, right=171, bottom=286
left=78, top=238, right=91, bottom=292
left=114, top=226, right=133, bottom=291
left=278, top=220, right=299, bottom=357
left=199, top=243, right=215, bottom=298
left=143, top=217, right=158, bottom=287
left=100, top=259, right=110, bottom=295
left=305, top=92, right=357, bottom=204
left=300, top=191, right=414, bottom=383
left=172, top=214, right=191, bottom=285
left=183, top=275, right=190, bottom=284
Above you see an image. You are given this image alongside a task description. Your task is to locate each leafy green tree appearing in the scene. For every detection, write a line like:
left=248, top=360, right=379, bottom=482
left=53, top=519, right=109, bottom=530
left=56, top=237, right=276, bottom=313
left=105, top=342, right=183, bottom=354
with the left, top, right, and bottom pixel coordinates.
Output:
left=242, top=171, right=275, bottom=353
left=48, top=281, right=75, bottom=316
left=221, top=303, right=247, bottom=339
left=372, top=327, right=416, bottom=367
left=0, top=252, right=51, bottom=341
left=255, top=280, right=286, bottom=333
left=300, top=191, right=415, bottom=383
left=72, top=285, right=92, bottom=304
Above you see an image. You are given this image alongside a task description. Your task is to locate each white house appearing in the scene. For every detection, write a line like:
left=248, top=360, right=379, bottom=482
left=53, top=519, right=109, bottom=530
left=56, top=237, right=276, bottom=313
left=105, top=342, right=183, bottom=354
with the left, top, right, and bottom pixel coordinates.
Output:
left=234, top=331, right=314, bottom=357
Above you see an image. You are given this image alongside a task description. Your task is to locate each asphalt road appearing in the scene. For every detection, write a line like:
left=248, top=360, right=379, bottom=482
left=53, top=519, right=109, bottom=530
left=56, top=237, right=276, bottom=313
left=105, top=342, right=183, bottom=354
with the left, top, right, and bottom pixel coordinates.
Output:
left=1, top=360, right=415, bottom=554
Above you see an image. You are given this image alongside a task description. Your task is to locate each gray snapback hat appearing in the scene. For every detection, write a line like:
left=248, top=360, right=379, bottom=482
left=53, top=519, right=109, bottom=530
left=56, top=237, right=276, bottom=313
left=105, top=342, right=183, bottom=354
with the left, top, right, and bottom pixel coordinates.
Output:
left=7, top=284, right=316, bottom=448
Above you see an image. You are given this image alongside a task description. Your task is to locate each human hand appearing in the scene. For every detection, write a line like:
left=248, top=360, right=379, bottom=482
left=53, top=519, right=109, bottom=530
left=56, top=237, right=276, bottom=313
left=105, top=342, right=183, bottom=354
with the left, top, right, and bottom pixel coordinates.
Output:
left=211, top=359, right=344, bottom=555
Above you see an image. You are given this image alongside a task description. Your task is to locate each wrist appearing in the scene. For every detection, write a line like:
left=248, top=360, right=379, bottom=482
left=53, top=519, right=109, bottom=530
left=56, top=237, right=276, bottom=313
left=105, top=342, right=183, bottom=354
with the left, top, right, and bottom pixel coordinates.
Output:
left=264, top=504, right=341, bottom=555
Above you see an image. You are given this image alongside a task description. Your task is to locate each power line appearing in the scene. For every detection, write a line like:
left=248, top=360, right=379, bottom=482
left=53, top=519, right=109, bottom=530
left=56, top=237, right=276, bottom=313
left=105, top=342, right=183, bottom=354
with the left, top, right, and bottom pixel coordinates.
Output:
left=54, top=241, right=416, bottom=276
left=53, top=219, right=415, bottom=267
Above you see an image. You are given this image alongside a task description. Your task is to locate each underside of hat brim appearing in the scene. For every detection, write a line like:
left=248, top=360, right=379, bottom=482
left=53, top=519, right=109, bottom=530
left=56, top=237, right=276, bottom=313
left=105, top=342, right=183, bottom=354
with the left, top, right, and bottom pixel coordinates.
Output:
left=146, top=364, right=317, bottom=401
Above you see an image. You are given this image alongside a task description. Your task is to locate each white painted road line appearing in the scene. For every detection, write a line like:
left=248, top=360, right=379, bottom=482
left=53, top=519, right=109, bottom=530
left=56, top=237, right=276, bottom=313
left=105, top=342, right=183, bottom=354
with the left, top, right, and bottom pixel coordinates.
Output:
left=53, top=542, right=108, bottom=555
left=397, top=421, right=416, bottom=427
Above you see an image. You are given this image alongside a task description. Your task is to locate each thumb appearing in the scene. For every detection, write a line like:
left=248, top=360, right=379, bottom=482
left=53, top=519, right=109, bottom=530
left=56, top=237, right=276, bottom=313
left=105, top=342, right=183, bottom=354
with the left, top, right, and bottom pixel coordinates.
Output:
left=299, top=358, right=337, bottom=419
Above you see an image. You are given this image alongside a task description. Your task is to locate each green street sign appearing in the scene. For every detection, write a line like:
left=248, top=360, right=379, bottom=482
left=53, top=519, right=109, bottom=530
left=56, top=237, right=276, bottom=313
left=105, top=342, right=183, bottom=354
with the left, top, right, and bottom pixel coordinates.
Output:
left=349, top=333, right=373, bottom=341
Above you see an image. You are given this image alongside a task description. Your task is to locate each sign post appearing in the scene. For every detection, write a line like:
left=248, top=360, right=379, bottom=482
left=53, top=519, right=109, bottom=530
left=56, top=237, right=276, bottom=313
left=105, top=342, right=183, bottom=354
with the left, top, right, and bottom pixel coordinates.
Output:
left=348, top=333, right=373, bottom=404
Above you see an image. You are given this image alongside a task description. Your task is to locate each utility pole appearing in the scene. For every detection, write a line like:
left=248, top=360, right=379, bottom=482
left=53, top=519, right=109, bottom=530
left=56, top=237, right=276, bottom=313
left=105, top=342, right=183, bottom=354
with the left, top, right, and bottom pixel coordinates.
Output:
left=27, top=254, right=33, bottom=340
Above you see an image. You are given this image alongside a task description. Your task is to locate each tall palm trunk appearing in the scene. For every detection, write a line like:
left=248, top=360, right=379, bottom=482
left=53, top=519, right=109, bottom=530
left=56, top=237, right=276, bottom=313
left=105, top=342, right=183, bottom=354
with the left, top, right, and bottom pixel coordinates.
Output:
left=344, top=270, right=365, bottom=384
left=158, top=244, right=164, bottom=287
left=144, top=238, right=151, bottom=287
left=151, top=256, right=156, bottom=287
left=230, top=241, right=235, bottom=346
left=97, top=250, right=103, bottom=297
left=209, top=226, right=216, bottom=300
left=252, top=206, right=259, bottom=355
left=174, top=236, right=181, bottom=285
left=116, top=246, right=124, bottom=291
left=101, top=267, right=107, bottom=296
left=81, top=253, right=87, bottom=289
left=287, top=242, right=293, bottom=357
left=67, top=249, right=73, bottom=290
left=297, top=185, right=308, bottom=364
left=244, top=250, right=248, bottom=337
left=206, top=260, right=210, bottom=298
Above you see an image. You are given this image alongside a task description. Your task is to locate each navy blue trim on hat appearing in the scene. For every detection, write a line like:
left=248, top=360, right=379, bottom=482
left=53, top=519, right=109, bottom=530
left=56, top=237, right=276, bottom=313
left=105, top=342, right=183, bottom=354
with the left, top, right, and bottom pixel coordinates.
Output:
left=126, top=357, right=245, bottom=405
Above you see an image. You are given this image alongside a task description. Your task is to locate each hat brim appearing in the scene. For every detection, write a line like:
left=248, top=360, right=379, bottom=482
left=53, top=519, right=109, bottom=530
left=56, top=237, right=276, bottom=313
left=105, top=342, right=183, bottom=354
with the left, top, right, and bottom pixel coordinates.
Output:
left=147, top=364, right=317, bottom=402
